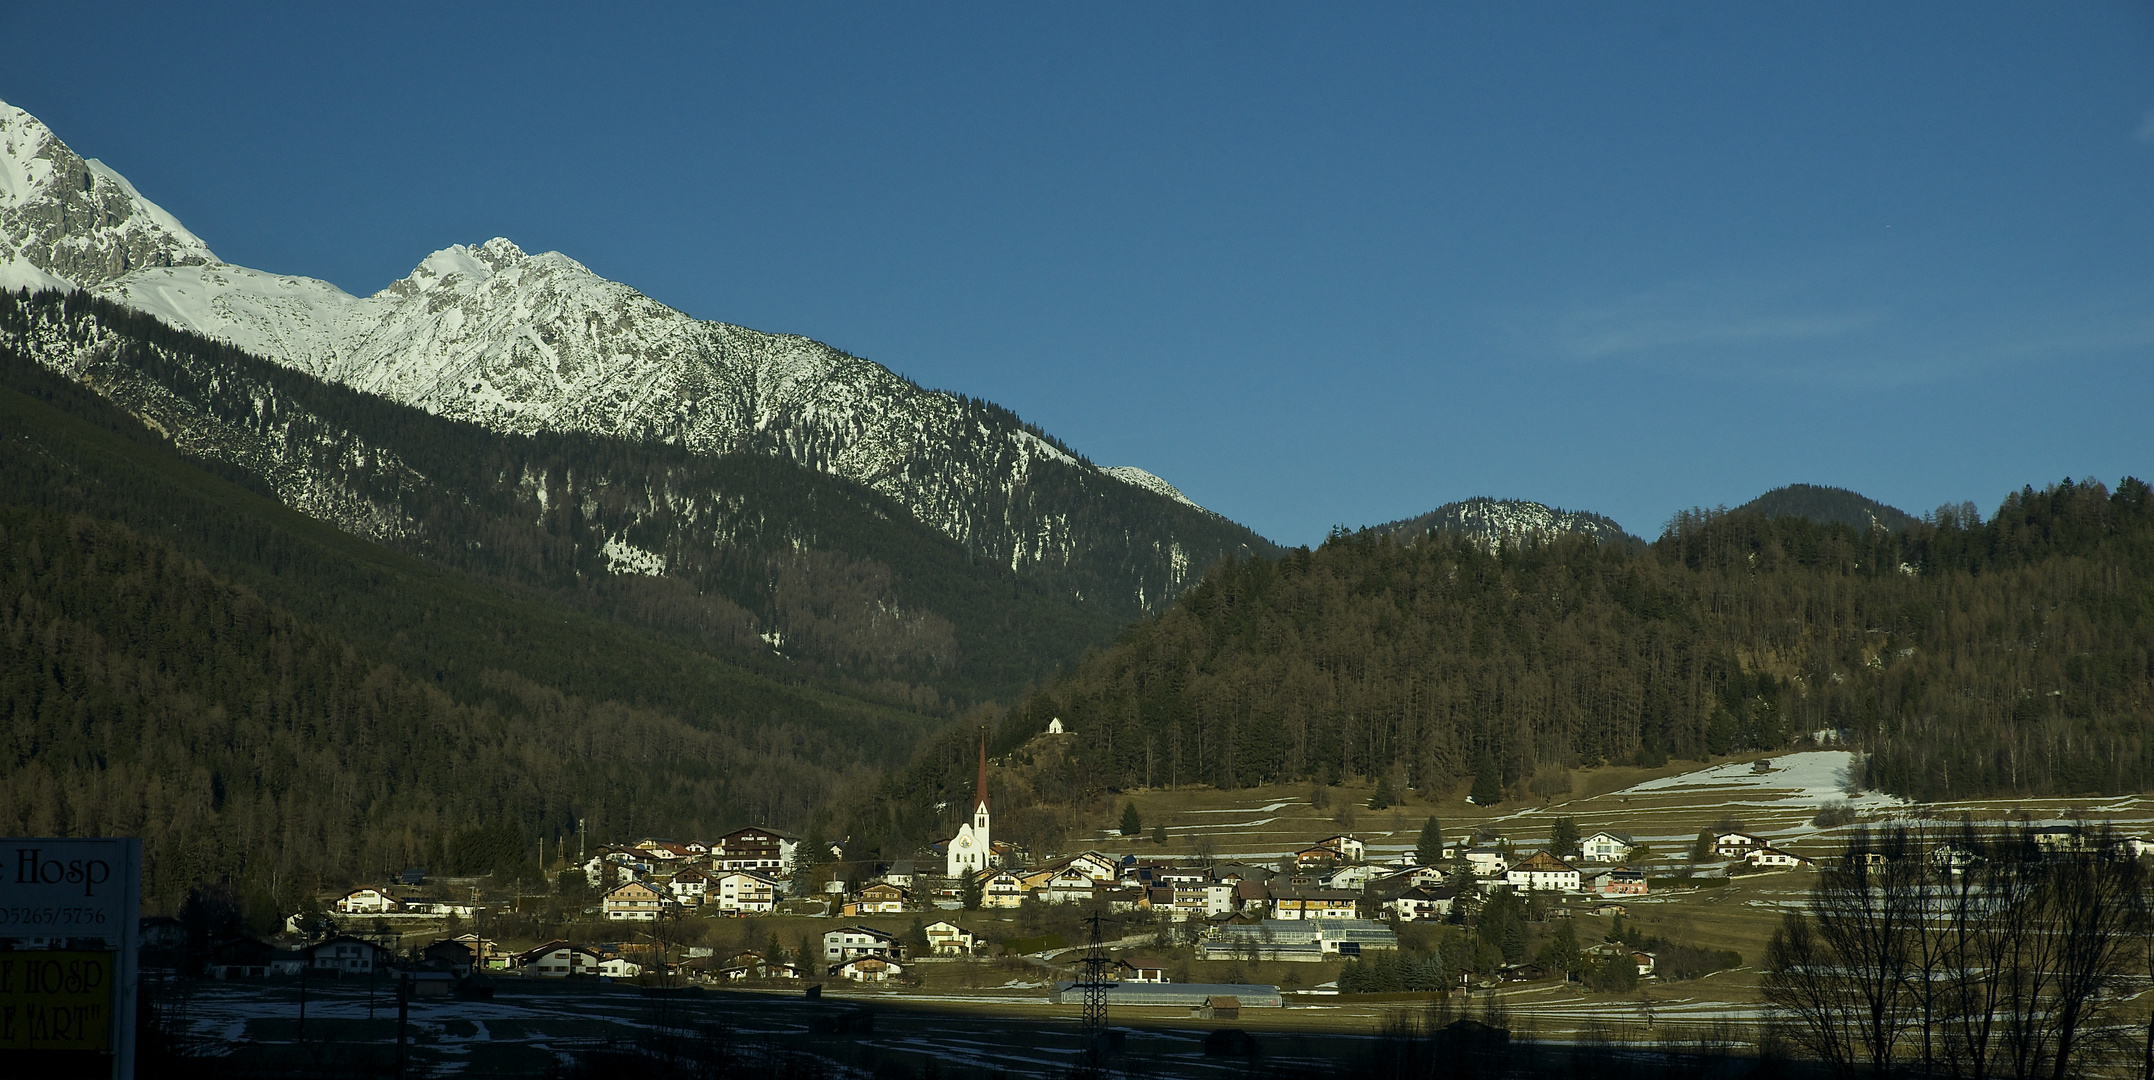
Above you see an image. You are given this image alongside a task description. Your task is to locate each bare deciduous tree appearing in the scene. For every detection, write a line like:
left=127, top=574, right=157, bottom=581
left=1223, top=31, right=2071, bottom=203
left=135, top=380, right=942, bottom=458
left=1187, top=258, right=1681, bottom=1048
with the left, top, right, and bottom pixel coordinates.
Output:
left=1766, top=822, right=2147, bottom=1080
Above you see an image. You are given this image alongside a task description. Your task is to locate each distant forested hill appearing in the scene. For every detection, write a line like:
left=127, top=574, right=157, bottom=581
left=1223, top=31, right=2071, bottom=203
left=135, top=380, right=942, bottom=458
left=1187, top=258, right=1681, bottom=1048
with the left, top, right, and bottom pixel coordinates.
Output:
left=1366, top=497, right=1638, bottom=551
left=1736, top=483, right=1921, bottom=534
left=991, top=480, right=2154, bottom=804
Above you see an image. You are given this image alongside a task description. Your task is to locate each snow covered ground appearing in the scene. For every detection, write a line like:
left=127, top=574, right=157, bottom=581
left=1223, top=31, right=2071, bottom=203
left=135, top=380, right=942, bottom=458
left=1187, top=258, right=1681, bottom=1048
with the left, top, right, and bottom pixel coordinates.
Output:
left=1613, top=751, right=1905, bottom=812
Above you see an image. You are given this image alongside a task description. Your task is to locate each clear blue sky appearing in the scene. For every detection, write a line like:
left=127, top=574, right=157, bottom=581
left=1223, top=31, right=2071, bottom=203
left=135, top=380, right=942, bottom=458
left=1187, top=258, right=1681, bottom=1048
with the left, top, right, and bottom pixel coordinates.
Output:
left=8, top=3, right=2151, bottom=545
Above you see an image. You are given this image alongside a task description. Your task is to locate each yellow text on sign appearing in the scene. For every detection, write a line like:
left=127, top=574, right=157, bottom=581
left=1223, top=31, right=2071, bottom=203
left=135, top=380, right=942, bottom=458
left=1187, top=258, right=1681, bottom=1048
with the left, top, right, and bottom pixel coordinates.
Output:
left=0, top=951, right=112, bottom=1051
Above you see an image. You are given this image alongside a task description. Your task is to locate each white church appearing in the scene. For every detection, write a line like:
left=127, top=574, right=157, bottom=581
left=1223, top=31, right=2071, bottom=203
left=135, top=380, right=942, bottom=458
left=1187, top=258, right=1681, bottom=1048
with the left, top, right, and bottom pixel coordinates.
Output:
left=946, top=733, right=1002, bottom=878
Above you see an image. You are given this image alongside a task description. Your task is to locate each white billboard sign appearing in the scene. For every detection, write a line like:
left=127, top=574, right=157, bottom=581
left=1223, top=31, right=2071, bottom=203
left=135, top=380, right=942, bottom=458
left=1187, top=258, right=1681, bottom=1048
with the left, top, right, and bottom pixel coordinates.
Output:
left=0, top=838, right=142, bottom=1080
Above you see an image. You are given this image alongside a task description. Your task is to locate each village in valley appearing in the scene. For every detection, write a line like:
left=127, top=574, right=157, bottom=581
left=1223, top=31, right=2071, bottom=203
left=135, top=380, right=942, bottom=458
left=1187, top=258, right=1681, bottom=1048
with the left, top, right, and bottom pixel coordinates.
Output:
left=176, top=716, right=2154, bottom=1056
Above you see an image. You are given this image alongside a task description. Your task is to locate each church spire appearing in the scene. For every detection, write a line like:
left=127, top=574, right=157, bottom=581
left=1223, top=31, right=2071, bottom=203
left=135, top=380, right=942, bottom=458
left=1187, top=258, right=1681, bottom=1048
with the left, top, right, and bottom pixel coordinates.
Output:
left=975, top=728, right=990, bottom=813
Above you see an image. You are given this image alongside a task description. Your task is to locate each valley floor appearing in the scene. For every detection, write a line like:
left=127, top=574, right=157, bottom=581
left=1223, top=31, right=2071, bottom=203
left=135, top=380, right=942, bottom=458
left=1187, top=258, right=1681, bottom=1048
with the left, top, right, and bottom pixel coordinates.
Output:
left=172, top=755, right=2154, bottom=1076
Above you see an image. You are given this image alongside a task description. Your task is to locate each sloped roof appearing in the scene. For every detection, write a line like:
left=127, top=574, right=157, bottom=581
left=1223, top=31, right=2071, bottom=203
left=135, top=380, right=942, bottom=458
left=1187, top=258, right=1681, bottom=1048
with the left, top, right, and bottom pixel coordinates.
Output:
left=1512, top=851, right=1577, bottom=873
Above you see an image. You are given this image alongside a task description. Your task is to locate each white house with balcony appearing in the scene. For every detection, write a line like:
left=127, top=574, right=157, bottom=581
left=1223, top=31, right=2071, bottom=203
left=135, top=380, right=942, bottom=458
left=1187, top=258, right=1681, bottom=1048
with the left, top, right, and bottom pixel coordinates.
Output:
left=1579, top=831, right=1636, bottom=862
left=823, top=926, right=899, bottom=963
left=603, top=880, right=667, bottom=921
left=715, top=871, right=779, bottom=914
left=1464, top=847, right=1510, bottom=877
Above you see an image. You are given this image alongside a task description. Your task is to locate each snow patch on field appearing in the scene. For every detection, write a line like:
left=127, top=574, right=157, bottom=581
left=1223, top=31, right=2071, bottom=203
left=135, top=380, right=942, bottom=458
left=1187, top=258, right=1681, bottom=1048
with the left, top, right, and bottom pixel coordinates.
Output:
left=1615, top=751, right=1906, bottom=811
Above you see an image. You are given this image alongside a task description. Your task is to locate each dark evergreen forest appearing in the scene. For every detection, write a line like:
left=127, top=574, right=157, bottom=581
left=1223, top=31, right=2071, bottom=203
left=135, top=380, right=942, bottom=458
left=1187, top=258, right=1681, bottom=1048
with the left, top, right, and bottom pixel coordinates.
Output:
left=0, top=340, right=935, bottom=917
left=986, top=479, right=2152, bottom=805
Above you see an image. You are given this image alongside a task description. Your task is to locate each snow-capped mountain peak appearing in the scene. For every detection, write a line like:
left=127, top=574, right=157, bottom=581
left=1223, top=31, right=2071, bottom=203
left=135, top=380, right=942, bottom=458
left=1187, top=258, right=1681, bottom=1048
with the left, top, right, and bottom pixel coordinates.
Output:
left=0, top=99, right=1269, bottom=614
left=405, top=242, right=497, bottom=294
left=395, top=237, right=551, bottom=299
left=0, top=99, right=216, bottom=291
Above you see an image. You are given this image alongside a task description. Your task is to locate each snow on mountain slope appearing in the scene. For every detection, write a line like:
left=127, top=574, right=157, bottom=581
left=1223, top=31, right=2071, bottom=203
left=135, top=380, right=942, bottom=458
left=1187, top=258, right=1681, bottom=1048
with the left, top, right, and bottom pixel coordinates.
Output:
left=104, top=236, right=1129, bottom=571
left=1101, top=465, right=1205, bottom=512
left=0, top=101, right=216, bottom=287
left=106, top=261, right=361, bottom=368
left=0, top=98, right=1266, bottom=611
left=0, top=253, right=70, bottom=293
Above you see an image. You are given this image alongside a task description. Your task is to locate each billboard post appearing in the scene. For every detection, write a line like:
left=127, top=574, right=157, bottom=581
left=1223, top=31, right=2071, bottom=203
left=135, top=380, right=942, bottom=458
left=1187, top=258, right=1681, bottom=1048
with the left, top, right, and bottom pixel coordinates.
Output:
left=0, top=838, right=142, bottom=1080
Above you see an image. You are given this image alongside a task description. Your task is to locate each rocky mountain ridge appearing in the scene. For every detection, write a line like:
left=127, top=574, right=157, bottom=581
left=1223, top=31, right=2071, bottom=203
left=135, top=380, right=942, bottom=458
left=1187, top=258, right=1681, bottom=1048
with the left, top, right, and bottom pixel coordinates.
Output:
left=0, top=98, right=1269, bottom=623
left=0, top=101, right=216, bottom=290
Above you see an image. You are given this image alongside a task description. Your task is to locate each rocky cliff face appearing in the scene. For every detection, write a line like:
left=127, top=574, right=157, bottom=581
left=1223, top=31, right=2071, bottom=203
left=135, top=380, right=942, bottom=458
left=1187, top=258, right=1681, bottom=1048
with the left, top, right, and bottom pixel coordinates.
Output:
left=0, top=102, right=216, bottom=289
left=0, top=99, right=1271, bottom=623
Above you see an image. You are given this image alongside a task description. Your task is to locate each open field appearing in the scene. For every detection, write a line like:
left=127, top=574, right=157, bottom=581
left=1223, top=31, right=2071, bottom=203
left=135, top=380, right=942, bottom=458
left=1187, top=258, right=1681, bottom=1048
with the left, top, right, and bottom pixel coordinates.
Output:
left=1103, top=749, right=2154, bottom=867
left=1057, top=750, right=2154, bottom=1035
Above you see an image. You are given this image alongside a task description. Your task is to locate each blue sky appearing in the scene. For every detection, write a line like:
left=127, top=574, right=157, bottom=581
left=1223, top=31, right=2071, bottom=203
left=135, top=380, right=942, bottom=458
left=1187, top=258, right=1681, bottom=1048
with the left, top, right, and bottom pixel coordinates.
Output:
left=8, top=3, right=2151, bottom=545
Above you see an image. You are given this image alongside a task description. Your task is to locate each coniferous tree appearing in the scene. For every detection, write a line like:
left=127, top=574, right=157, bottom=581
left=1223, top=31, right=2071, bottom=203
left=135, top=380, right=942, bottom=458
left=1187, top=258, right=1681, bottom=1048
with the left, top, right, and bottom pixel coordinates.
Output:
left=1692, top=830, right=1716, bottom=862
left=1118, top=802, right=1142, bottom=837
left=1549, top=817, right=1580, bottom=859
left=1416, top=817, right=1445, bottom=867
left=1471, top=754, right=1503, bottom=806
left=1536, top=920, right=1583, bottom=980
left=1368, top=775, right=1398, bottom=810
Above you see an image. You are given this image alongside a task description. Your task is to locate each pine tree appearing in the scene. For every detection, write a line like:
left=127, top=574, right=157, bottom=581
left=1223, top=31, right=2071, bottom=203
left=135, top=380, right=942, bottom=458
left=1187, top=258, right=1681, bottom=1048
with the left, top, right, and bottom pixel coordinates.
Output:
left=1501, top=916, right=1529, bottom=964
left=1416, top=817, right=1445, bottom=867
left=1119, top=802, right=1143, bottom=837
left=962, top=870, right=983, bottom=911
left=1536, top=920, right=1582, bottom=979
left=1368, top=775, right=1398, bottom=810
left=1471, top=753, right=1502, bottom=806
left=1550, top=817, right=1580, bottom=858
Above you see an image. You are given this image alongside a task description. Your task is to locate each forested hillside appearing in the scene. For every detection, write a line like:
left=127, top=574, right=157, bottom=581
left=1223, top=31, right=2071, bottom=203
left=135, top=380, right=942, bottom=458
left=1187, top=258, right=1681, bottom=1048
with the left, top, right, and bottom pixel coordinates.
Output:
left=0, top=339, right=939, bottom=918
left=990, top=479, right=2153, bottom=803
left=0, top=288, right=1217, bottom=706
